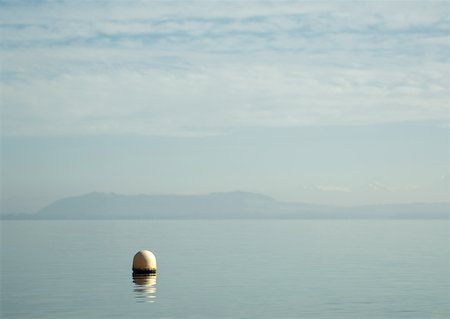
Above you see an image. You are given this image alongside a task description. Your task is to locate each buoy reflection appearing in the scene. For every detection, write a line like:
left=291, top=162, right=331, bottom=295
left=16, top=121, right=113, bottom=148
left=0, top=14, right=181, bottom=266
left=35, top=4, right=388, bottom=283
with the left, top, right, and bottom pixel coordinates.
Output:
left=132, top=273, right=157, bottom=303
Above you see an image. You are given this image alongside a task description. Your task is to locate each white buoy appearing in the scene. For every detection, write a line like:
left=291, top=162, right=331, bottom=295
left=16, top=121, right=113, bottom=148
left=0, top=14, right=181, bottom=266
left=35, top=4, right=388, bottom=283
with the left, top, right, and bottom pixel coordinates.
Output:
left=132, top=250, right=157, bottom=274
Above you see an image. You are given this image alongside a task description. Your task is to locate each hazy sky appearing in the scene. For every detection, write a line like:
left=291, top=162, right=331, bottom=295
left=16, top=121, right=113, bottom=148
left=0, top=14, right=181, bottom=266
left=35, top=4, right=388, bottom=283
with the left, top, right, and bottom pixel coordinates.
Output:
left=1, top=1, right=449, bottom=213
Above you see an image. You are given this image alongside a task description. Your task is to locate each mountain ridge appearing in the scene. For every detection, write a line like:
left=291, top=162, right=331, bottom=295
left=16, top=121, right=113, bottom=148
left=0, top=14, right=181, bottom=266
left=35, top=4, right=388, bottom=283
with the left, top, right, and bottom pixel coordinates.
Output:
left=2, top=191, right=449, bottom=219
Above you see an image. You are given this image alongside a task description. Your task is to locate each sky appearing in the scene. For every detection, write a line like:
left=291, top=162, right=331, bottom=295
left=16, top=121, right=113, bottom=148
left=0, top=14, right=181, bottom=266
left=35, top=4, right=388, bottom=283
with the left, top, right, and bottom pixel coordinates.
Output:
left=0, top=0, right=449, bottom=213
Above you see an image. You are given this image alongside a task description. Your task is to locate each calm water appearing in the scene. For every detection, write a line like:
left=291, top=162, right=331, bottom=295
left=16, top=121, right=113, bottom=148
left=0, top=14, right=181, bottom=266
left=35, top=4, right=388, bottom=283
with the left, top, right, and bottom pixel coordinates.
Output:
left=1, top=220, right=449, bottom=318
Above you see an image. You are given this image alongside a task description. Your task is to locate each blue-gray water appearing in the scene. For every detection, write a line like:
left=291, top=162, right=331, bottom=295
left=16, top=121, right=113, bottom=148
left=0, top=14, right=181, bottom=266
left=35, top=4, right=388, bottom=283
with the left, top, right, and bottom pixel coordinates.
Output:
left=1, top=220, right=449, bottom=318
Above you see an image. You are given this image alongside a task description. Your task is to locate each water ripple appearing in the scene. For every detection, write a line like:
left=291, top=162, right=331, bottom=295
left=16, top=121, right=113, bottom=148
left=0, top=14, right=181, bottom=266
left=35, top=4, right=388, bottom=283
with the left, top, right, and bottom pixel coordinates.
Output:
left=132, top=273, right=157, bottom=303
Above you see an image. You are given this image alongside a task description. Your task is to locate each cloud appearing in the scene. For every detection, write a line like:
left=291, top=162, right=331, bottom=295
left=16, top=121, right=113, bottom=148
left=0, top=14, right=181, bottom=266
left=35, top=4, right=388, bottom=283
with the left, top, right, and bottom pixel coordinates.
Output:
left=316, top=186, right=351, bottom=193
left=368, top=180, right=420, bottom=192
left=303, top=185, right=351, bottom=193
left=1, top=1, right=449, bottom=137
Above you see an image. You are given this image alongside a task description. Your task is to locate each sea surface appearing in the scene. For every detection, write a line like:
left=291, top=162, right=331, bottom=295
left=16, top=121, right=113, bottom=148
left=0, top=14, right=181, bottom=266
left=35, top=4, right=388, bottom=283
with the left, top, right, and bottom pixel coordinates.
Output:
left=1, top=220, right=449, bottom=318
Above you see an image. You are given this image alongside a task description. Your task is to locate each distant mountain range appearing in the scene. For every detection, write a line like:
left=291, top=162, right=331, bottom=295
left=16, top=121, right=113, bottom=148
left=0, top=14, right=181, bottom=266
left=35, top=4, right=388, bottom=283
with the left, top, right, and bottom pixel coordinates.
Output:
left=2, top=191, right=449, bottom=219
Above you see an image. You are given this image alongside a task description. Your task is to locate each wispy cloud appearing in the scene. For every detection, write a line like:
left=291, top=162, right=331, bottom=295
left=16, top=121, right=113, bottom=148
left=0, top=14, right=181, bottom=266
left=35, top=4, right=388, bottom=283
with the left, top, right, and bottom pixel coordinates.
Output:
left=303, top=185, right=351, bottom=193
left=1, top=1, right=449, bottom=136
left=368, top=180, right=420, bottom=193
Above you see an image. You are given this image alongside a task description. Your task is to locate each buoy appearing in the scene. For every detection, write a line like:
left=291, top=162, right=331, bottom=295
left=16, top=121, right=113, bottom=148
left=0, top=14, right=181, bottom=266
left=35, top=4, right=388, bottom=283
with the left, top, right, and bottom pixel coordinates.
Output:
left=132, top=250, right=157, bottom=274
